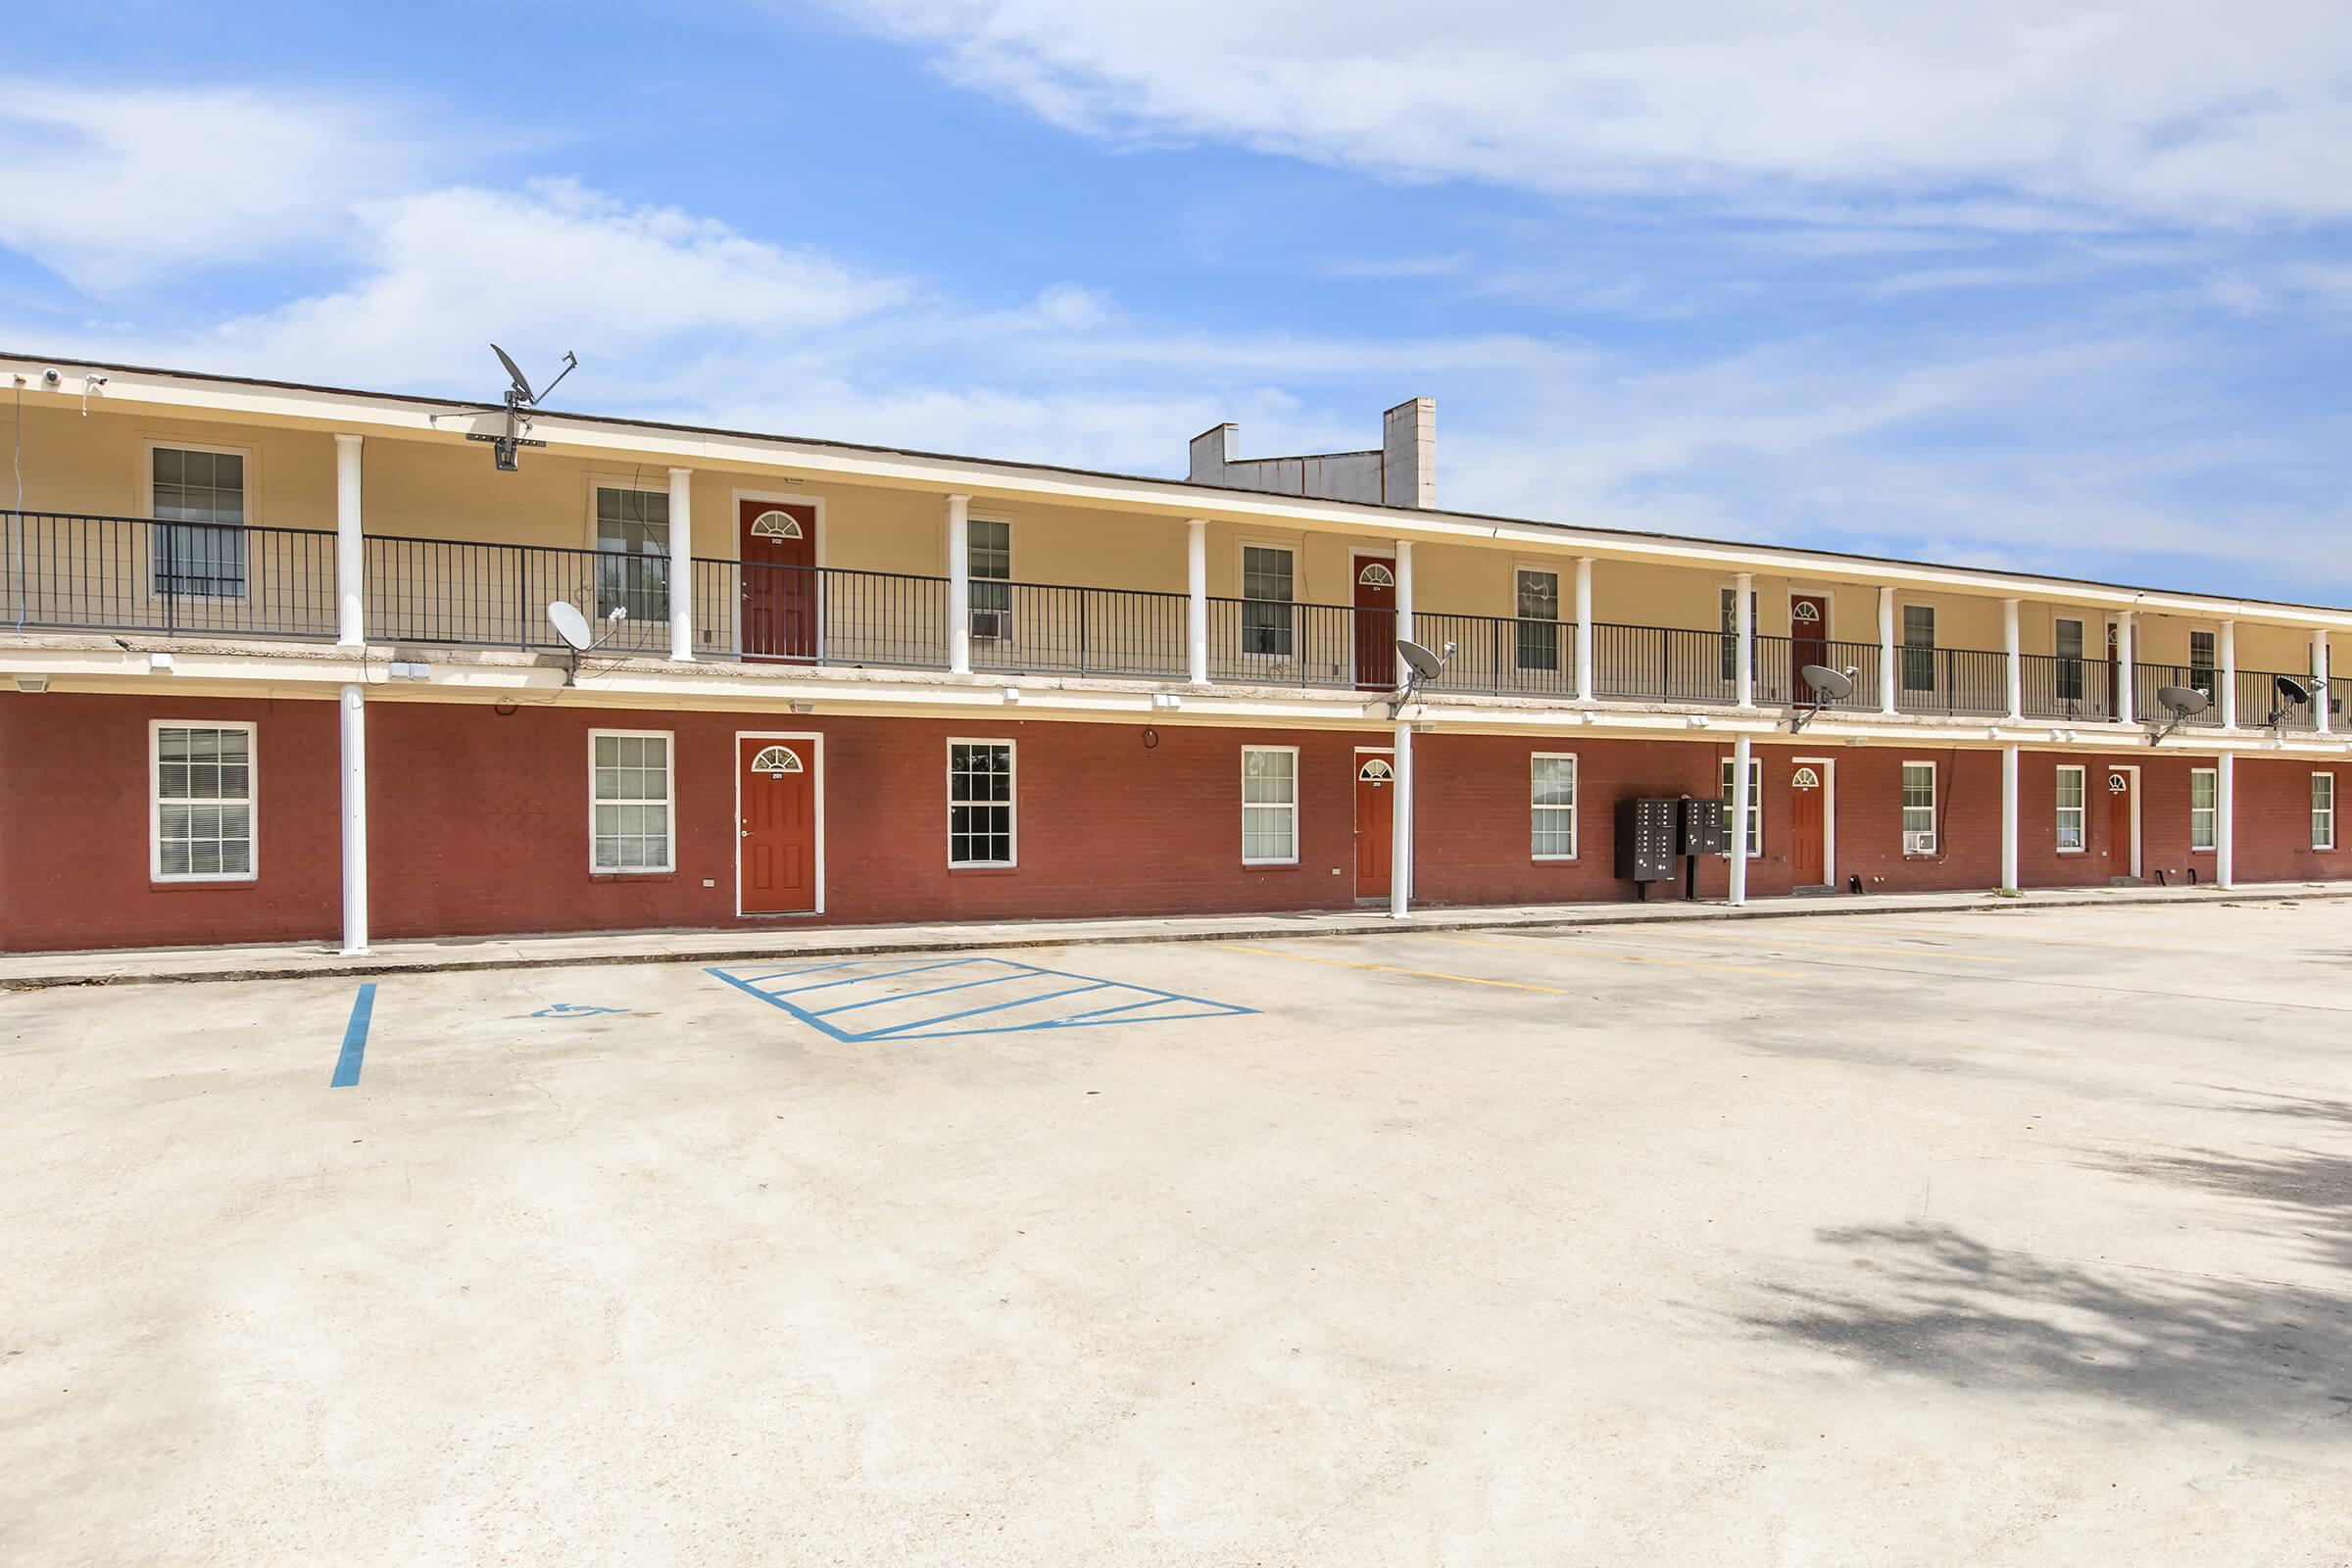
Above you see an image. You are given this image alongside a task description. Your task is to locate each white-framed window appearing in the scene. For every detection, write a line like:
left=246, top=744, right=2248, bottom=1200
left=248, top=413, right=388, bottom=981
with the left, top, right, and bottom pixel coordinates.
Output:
left=1241, top=745, right=1298, bottom=863
left=2190, top=767, right=2218, bottom=852
left=1901, top=761, right=1937, bottom=853
left=2055, top=764, right=2085, bottom=853
left=1901, top=605, right=1937, bottom=693
left=1719, top=757, right=1762, bottom=858
left=968, top=515, right=1012, bottom=637
left=1718, top=584, right=1758, bottom=683
left=2316, top=772, right=2337, bottom=852
left=948, top=740, right=1016, bottom=867
left=593, top=484, right=670, bottom=622
left=1240, top=543, right=1296, bottom=658
left=2053, top=615, right=2086, bottom=702
left=1516, top=567, right=1561, bottom=672
left=589, top=729, right=673, bottom=872
left=149, top=443, right=249, bottom=599
left=1530, top=753, right=1578, bottom=859
left=151, top=720, right=256, bottom=881
left=2188, top=629, right=2219, bottom=695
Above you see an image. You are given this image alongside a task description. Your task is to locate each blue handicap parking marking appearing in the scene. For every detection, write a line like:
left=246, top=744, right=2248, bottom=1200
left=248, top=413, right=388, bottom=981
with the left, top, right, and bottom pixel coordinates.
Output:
left=707, top=956, right=1255, bottom=1043
left=531, top=1003, right=628, bottom=1018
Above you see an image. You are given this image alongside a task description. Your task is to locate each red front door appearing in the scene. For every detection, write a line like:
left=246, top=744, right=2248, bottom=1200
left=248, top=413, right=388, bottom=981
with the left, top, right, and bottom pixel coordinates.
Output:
left=1790, top=762, right=1827, bottom=885
left=740, top=736, right=818, bottom=913
left=1353, top=557, right=1397, bottom=690
left=1354, top=755, right=1395, bottom=898
left=740, top=500, right=817, bottom=662
left=1790, top=593, right=1831, bottom=703
left=2105, top=767, right=2134, bottom=877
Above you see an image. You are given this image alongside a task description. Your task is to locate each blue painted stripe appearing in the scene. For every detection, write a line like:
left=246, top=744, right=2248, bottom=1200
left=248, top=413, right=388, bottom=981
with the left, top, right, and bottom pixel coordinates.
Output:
left=859, top=980, right=1110, bottom=1039
left=810, top=967, right=1029, bottom=1017
left=757, top=958, right=976, bottom=999
left=330, top=983, right=376, bottom=1088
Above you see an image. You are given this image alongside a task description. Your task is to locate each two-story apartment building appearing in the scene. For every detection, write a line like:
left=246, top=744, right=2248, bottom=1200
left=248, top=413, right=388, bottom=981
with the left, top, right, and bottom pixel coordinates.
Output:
left=2, top=354, right=2346, bottom=955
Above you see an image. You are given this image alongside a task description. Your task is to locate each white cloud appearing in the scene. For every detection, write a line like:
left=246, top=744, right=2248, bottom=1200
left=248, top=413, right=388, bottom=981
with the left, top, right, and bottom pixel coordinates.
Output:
left=0, top=82, right=424, bottom=290
left=820, top=1, right=2352, bottom=226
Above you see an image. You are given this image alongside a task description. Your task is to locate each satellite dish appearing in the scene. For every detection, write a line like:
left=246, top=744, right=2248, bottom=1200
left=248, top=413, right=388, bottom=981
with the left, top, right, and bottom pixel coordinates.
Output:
left=548, top=601, right=592, bottom=652
left=1800, top=664, right=1857, bottom=702
left=1396, top=639, right=1447, bottom=682
left=492, top=342, right=535, bottom=404
left=2149, top=683, right=2209, bottom=746
left=2276, top=675, right=2312, bottom=706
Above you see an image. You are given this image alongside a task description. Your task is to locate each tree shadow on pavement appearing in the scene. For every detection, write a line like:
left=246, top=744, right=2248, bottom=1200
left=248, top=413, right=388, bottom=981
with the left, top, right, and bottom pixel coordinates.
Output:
left=1740, top=1223, right=2352, bottom=1433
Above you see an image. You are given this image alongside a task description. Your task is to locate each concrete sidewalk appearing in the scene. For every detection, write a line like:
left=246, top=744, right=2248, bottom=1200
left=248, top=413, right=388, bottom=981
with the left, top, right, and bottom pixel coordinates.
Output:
left=6, top=877, right=2347, bottom=988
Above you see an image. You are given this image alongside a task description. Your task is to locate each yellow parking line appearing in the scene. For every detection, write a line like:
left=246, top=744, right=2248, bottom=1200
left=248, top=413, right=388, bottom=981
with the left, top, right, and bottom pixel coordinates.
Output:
left=1219, top=945, right=1589, bottom=994
left=1826, top=922, right=2192, bottom=955
left=1624, top=925, right=2015, bottom=962
left=1414, top=932, right=1803, bottom=980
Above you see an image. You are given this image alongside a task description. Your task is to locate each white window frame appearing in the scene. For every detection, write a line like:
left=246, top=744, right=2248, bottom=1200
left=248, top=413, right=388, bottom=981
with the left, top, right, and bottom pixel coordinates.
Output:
left=2189, top=766, right=2218, bottom=853
left=1717, top=582, right=1759, bottom=685
left=946, top=738, right=1018, bottom=868
left=1901, top=760, right=1937, bottom=853
left=1513, top=564, right=1565, bottom=673
left=1899, top=602, right=1938, bottom=694
left=2054, top=763, right=2086, bottom=855
left=149, top=718, right=259, bottom=883
left=2316, top=772, right=2337, bottom=852
left=1530, top=752, right=1579, bottom=861
left=1241, top=744, right=1300, bottom=865
left=586, top=479, right=675, bottom=625
left=143, top=438, right=256, bottom=604
left=2051, top=613, right=2088, bottom=703
left=966, top=514, right=1014, bottom=636
left=587, top=728, right=675, bottom=875
left=1238, top=539, right=1299, bottom=662
left=1719, top=756, right=1762, bottom=858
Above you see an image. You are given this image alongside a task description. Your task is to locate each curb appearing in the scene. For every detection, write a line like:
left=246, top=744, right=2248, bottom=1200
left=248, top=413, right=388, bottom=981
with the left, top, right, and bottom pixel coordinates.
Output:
left=6, top=882, right=2347, bottom=991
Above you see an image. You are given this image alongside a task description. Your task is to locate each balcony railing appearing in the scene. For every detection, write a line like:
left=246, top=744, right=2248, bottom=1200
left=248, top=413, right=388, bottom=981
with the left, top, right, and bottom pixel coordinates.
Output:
left=9, top=514, right=2350, bottom=738
left=2, top=511, right=336, bottom=639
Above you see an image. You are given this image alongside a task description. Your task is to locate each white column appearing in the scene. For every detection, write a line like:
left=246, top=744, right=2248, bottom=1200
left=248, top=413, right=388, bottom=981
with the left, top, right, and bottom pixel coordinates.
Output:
left=946, top=493, right=971, bottom=676
left=666, top=466, right=694, bottom=662
left=1389, top=720, right=1414, bottom=919
left=1729, top=733, right=1752, bottom=906
left=1878, top=588, right=1897, bottom=715
left=2002, top=599, right=2022, bottom=721
left=1999, top=742, right=2020, bottom=893
left=1574, top=557, right=1594, bottom=703
left=2220, top=620, right=2238, bottom=730
left=334, top=434, right=364, bottom=648
left=338, top=683, right=368, bottom=956
left=1394, top=540, right=1414, bottom=683
left=2117, top=612, right=2136, bottom=724
left=1186, top=518, right=1208, bottom=684
left=2216, top=751, right=2235, bottom=889
left=2315, top=631, right=2332, bottom=737
left=1735, top=570, right=1754, bottom=708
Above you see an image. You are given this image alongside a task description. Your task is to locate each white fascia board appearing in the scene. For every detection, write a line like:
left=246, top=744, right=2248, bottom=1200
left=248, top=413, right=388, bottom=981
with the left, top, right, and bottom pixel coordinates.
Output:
left=12, top=355, right=2351, bottom=631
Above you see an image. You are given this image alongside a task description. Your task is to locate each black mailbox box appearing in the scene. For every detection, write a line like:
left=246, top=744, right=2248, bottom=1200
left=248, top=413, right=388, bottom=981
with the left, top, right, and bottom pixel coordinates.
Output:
left=1678, top=797, right=1727, bottom=857
left=1615, top=798, right=1679, bottom=883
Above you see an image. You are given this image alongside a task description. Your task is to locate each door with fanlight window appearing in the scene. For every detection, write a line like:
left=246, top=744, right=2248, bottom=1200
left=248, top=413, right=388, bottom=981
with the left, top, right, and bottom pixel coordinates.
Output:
left=739, top=500, right=817, bottom=662
left=1790, top=762, right=1828, bottom=885
left=740, top=736, right=818, bottom=913
left=1790, top=594, right=1831, bottom=704
left=1353, top=754, right=1395, bottom=898
left=1352, top=557, right=1397, bottom=690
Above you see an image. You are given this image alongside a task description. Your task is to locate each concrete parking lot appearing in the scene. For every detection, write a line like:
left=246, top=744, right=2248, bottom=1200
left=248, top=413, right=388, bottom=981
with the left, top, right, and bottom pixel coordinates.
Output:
left=5, top=902, right=2351, bottom=1565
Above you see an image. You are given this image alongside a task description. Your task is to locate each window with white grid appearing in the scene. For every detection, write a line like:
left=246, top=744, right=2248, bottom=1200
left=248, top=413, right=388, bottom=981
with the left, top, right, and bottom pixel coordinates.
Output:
left=590, top=731, right=672, bottom=872
left=151, top=445, right=248, bottom=598
left=948, top=741, right=1015, bottom=867
left=151, top=722, right=255, bottom=880
left=1530, top=754, right=1577, bottom=859
left=2317, top=773, right=2336, bottom=852
left=2055, top=764, right=2085, bottom=853
left=1242, top=746, right=1298, bottom=863
left=2190, top=768, right=2217, bottom=852
left=1719, top=757, right=1762, bottom=858
left=1902, top=761, right=1937, bottom=851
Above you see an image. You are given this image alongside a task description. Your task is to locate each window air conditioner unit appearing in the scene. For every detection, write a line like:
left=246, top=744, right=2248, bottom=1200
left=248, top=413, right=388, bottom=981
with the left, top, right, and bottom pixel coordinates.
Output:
left=969, top=609, right=1011, bottom=642
left=1904, top=830, right=1937, bottom=855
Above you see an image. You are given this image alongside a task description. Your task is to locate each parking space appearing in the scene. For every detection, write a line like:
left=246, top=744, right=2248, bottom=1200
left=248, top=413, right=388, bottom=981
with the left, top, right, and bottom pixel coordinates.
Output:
left=4, top=902, right=2350, bottom=1564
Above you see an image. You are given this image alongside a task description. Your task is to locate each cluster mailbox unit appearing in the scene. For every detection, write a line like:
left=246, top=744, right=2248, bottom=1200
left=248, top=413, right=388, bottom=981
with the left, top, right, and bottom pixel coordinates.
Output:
left=1616, top=796, right=1727, bottom=900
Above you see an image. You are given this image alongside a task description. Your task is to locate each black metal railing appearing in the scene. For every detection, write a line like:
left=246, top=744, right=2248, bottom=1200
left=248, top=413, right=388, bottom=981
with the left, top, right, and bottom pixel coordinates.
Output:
left=1754, top=634, right=1883, bottom=710
left=1591, top=622, right=1740, bottom=704
left=1415, top=611, right=1578, bottom=697
left=2238, top=668, right=2322, bottom=731
left=2020, top=653, right=2110, bottom=721
left=2132, top=662, right=2223, bottom=726
left=1204, top=598, right=1364, bottom=687
left=364, top=536, right=669, bottom=652
left=691, top=560, right=949, bottom=667
left=2, top=511, right=337, bottom=638
left=965, top=581, right=1188, bottom=678
left=1891, top=645, right=2009, bottom=716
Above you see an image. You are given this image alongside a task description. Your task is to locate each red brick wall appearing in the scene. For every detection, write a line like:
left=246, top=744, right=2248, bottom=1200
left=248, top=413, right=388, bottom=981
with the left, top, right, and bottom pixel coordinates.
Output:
left=3, top=692, right=2345, bottom=952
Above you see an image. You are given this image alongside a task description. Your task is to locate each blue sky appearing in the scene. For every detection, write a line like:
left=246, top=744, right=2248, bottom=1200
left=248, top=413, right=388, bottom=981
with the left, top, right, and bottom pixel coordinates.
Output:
left=5, top=1, right=2350, bottom=601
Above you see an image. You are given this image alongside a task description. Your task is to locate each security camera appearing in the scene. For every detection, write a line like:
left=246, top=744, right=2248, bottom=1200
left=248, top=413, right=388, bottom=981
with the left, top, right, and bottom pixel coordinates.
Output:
left=84, top=373, right=107, bottom=388
left=39, top=368, right=61, bottom=387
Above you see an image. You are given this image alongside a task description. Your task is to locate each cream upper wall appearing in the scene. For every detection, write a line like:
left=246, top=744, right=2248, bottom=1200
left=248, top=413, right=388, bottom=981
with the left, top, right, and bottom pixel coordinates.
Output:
left=7, top=401, right=2340, bottom=657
